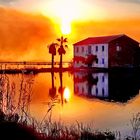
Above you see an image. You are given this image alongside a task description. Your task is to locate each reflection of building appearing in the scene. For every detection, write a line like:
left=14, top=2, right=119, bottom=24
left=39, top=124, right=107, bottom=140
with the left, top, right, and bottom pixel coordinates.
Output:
left=73, top=34, right=140, bottom=68
left=74, top=72, right=108, bottom=98
left=74, top=72, right=140, bottom=103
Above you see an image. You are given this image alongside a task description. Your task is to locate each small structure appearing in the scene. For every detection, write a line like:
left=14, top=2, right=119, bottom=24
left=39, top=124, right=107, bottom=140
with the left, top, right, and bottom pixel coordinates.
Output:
left=73, top=34, right=140, bottom=68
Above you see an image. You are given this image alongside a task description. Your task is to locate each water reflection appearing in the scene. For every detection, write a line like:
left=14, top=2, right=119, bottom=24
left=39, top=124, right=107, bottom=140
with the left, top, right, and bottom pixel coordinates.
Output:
left=74, top=72, right=140, bottom=103
left=1, top=71, right=140, bottom=137
left=49, top=71, right=70, bottom=106
left=49, top=72, right=56, bottom=99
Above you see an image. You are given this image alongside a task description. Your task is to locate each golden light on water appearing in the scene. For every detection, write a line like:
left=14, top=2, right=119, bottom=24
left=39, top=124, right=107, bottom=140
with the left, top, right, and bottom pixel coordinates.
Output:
left=63, top=87, right=71, bottom=101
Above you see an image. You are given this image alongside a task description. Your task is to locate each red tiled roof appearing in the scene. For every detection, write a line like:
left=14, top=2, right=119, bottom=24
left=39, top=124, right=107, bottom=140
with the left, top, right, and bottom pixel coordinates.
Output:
left=73, top=34, right=124, bottom=46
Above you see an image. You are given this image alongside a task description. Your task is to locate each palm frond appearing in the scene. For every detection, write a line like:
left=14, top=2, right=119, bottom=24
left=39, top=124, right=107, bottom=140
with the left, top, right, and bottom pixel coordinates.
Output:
left=57, top=38, right=61, bottom=42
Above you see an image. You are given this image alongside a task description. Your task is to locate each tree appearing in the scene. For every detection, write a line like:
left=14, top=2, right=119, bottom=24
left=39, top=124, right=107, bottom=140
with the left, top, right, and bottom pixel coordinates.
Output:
left=57, top=36, right=68, bottom=69
left=48, top=43, right=57, bottom=69
left=85, top=54, right=98, bottom=67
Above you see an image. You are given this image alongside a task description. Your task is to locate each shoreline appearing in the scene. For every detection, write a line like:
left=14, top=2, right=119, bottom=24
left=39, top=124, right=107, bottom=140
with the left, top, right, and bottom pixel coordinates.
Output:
left=0, top=66, right=140, bottom=74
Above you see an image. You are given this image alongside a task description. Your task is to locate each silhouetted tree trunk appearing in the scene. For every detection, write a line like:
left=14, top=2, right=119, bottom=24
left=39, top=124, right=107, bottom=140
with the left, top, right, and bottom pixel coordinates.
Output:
left=52, top=54, right=54, bottom=69
left=57, top=36, right=67, bottom=69
left=48, top=43, right=57, bottom=70
left=60, top=54, right=62, bottom=69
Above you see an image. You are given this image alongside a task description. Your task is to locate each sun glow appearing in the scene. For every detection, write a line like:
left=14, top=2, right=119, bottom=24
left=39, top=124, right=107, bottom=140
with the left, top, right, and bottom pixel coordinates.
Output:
left=61, top=19, right=71, bottom=35
left=63, top=87, right=71, bottom=101
left=41, top=0, right=83, bottom=35
left=55, top=0, right=77, bottom=35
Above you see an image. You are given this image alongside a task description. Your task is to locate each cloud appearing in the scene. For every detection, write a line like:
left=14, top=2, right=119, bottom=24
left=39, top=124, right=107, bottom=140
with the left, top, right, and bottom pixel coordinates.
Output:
left=117, top=0, right=140, bottom=4
left=0, top=0, right=16, bottom=5
left=0, top=7, right=56, bottom=61
left=72, top=19, right=140, bottom=43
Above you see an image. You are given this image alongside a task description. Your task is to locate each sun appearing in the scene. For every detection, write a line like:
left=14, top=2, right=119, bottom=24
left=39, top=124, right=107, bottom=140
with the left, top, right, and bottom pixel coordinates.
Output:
left=40, top=0, right=106, bottom=35
left=41, top=0, right=81, bottom=35
left=61, top=19, right=71, bottom=35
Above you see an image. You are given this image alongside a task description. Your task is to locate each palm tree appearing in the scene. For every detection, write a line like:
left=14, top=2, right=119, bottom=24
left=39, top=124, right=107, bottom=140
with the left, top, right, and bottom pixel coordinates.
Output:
left=57, top=36, right=68, bottom=69
left=48, top=43, right=57, bottom=69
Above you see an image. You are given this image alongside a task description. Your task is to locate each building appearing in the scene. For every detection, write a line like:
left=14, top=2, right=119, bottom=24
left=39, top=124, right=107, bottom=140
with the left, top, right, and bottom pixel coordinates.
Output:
left=73, top=34, right=140, bottom=68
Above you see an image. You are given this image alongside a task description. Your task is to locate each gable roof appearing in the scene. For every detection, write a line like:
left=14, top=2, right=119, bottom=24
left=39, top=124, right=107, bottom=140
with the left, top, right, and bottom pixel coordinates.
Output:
left=73, top=34, right=137, bottom=46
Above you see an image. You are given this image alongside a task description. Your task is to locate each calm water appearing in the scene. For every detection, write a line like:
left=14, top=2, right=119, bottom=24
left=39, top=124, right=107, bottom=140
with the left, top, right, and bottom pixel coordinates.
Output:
left=1, top=71, right=140, bottom=136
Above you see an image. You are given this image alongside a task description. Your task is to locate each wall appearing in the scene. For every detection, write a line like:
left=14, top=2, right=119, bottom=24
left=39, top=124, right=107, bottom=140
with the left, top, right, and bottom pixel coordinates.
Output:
left=91, top=44, right=108, bottom=68
left=108, top=36, right=140, bottom=68
left=74, top=44, right=109, bottom=68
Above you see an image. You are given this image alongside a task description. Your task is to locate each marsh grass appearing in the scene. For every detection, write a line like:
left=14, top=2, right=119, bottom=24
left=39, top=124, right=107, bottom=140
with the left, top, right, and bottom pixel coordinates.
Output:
left=130, top=112, right=140, bottom=140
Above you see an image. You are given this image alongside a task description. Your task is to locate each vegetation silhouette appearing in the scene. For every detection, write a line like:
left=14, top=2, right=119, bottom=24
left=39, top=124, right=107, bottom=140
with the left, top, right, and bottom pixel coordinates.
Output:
left=48, top=36, right=68, bottom=70
left=57, top=36, right=68, bottom=69
left=48, top=43, right=57, bottom=70
left=0, top=121, right=40, bottom=140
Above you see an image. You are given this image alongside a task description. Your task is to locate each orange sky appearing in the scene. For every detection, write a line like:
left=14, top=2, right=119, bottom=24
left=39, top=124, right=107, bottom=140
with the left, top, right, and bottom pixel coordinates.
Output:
left=0, top=0, right=140, bottom=61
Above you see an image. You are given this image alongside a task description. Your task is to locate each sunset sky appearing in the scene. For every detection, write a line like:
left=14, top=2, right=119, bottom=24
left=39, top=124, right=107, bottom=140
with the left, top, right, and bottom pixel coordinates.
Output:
left=0, top=0, right=140, bottom=61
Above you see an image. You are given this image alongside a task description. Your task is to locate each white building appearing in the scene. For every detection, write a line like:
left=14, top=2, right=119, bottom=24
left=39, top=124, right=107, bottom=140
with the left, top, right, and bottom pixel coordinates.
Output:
left=74, top=43, right=108, bottom=68
left=73, top=34, right=140, bottom=68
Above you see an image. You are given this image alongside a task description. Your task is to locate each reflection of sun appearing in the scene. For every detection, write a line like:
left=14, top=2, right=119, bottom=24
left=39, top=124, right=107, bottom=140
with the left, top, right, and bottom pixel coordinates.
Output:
left=63, top=87, right=71, bottom=101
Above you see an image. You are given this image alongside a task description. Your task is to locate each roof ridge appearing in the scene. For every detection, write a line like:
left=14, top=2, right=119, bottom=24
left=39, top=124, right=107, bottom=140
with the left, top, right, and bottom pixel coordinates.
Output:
left=89, top=34, right=124, bottom=38
left=73, top=34, right=127, bottom=46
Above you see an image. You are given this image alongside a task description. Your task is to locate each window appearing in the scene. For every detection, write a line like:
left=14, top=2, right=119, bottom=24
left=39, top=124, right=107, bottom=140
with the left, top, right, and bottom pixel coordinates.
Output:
left=76, top=87, right=79, bottom=92
left=88, top=46, right=92, bottom=54
left=116, top=46, right=121, bottom=51
left=82, top=47, right=84, bottom=52
left=76, top=47, right=79, bottom=53
left=96, top=46, right=98, bottom=52
left=102, top=58, right=104, bottom=64
left=96, top=87, right=98, bottom=95
left=102, top=88, right=105, bottom=96
left=82, top=87, right=84, bottom=93
left=102, top=45, right=104, bottom=52
left=102, top=76, right=104, bottom=82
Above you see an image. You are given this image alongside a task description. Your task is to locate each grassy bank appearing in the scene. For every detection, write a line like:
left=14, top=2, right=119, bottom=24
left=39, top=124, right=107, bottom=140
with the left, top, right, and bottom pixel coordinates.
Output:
left=1, top=111, right=140, bottom=140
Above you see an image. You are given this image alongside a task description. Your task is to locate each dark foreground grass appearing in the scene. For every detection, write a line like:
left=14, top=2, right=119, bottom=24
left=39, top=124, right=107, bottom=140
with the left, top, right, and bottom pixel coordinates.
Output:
left=0, top=110, right=140, bottom=140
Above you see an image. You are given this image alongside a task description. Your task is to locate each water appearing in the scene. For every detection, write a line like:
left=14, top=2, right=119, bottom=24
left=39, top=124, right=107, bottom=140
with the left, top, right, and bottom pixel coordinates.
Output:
left=0, top=71, right=140, bottom=137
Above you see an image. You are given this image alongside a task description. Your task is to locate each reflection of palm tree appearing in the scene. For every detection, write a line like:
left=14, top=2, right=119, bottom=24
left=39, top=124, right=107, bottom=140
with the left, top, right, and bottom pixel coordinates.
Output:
left=48, top=43, right=57, bottom=69
left=87, top=74, right=98, bottom=96
left=57, top=36, right=68, bottom=69
left=49, top=72, right=56, bottom=99
left=58, top=71, right=64, bottom=105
